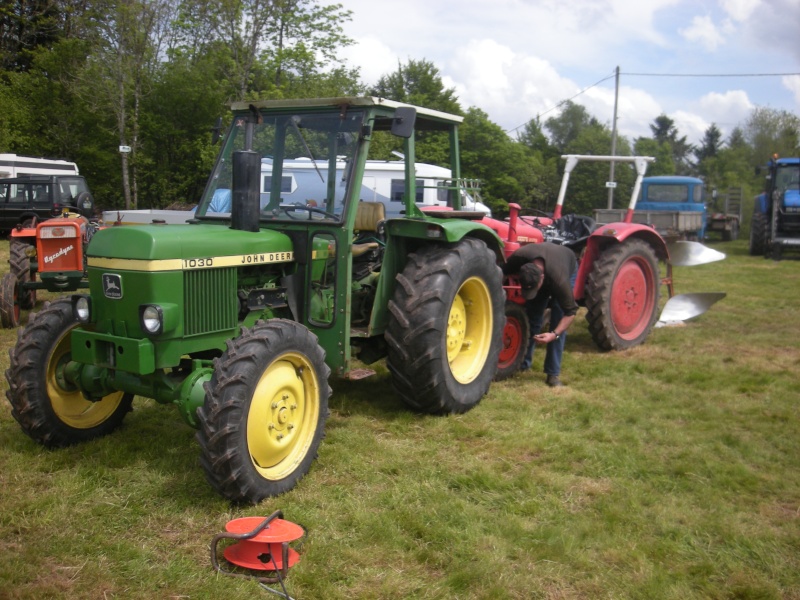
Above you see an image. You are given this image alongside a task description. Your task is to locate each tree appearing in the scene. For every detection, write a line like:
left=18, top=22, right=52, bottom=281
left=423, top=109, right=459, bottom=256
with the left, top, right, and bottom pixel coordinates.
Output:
left=370, top=59, right=461, bottom=115
left=369, top=59, right=462, bottom=166
left=633, top=137, right=675, bottom=175
left=649, top=114, right=694, bottom=175
left=544, top=101, right=599, bottom=152
left=84, top=0, right=176, bottom=209
left=460, top=107, right=538, bottom=215
left=263, top=0, right=354, bottom=92
left=563, top=125, right=634, bottom=216
left=0, top=0, right=65, bottom=72
left=695, top=123, right=723, bottom=163
left=742, top=107, right=800, bottom=165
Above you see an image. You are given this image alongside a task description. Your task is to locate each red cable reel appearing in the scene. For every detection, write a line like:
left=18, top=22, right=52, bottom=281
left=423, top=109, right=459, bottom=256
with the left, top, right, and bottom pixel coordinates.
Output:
left=211, top=510, right=305, bottom=583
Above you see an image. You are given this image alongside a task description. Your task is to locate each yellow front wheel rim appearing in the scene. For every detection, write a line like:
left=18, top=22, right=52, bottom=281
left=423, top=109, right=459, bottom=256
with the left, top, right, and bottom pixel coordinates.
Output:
left=247, top=353, right=320, bottom=480
left=446, top=276, right=493, bottom=384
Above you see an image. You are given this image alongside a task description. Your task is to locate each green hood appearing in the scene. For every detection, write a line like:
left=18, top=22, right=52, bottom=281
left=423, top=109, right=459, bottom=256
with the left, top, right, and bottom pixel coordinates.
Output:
left=89, top=224, right=294, bottom=261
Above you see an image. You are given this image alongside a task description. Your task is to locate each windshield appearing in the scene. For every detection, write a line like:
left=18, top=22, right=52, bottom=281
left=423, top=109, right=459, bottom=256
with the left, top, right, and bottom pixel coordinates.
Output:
left=775, top=164, right=800, bottom=192
left=196, top=109, right=365, bottom=224
left=58, top=177, right=89, bottom=201
left=641, top=183, right=702, bottom=203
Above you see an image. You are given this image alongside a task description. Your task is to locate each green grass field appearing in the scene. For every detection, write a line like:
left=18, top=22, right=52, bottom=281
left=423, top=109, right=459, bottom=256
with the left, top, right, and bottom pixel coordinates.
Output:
left=0, top=238, right=798, bottom=599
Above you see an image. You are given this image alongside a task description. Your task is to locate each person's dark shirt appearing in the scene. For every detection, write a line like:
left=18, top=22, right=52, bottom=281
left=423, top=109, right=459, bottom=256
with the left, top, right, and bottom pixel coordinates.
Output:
left=504, top=244, right=579, bottom=317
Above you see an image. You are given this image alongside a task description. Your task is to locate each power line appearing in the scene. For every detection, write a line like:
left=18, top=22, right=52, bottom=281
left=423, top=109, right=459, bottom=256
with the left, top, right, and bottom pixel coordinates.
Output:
left=624, top=71, right=800, bottom=77
left=506, top=71, right=616, bottom=133
left=505, top=69, right=800, bottom=137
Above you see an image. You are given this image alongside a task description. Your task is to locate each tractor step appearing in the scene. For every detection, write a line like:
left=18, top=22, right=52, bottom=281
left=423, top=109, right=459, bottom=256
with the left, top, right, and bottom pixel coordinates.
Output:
left=343, top=368, right=376, bottom=380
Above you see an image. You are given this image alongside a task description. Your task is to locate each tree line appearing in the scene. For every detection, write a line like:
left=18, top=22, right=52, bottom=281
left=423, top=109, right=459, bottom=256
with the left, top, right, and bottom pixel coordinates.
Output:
left=1, top=0, right=799, bottom=218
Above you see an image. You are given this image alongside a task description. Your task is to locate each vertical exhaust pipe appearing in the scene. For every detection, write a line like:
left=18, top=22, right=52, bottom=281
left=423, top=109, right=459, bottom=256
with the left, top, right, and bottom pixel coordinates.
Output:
left=231, top=150, right=261, bottom=232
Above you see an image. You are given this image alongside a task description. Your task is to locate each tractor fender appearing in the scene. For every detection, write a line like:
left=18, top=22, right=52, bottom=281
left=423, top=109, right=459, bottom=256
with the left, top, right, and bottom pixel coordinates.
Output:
left=574, top=223, right=667, bottom=302
left=754, top=192, right=769, bottom=215
left=9, top=225, right=38, bottom=240
left=385, top=217, right=505, bottom=261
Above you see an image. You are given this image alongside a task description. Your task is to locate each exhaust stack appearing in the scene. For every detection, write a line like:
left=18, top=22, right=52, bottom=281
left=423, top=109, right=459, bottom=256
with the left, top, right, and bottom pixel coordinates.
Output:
left=231, top=150, right=261, bottom=232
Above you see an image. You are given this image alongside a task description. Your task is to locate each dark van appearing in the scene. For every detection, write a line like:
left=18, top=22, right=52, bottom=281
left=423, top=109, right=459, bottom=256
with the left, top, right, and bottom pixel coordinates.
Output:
left=0, top=175, right=95, bottom=231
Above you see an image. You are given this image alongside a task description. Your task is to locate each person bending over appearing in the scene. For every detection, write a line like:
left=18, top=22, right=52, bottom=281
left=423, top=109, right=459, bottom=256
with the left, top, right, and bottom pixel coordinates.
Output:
left=504, top=243, right=578, bottom=387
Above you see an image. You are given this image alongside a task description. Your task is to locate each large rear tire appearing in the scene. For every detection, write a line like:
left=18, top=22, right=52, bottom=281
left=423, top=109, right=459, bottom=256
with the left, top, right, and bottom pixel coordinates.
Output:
left=749, top=210, right=767, bottom=256
left=386, top=237, right=504, bottom=414
left=197, top=320, right=330, bottom=504
left=495, top=301, right=529, bottom=381
left=585, top=239, right=660, bottom=351
left=4, top=298, right=133, bottom=446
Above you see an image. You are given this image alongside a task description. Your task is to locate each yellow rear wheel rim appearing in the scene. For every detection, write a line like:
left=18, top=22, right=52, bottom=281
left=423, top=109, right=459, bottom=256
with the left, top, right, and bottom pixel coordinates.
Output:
left=446, top=276, right=493, bottom=384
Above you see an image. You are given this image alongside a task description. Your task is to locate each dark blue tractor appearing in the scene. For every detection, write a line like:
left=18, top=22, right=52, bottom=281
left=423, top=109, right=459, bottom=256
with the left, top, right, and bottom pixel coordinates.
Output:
left=750, top=157, right=800, bottom=260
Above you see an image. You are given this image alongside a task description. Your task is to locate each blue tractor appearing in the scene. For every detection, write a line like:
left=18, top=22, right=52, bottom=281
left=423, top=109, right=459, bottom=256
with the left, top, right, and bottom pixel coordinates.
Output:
left=750, top=157, right=800, bottom=260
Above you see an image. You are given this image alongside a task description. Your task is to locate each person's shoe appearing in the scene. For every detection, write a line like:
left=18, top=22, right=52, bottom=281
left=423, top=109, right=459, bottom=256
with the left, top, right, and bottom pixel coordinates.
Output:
left=546, top=374, right=564, bottom=387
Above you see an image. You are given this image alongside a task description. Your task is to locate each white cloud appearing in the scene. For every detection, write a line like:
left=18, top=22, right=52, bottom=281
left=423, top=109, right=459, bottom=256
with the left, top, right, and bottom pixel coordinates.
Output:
left=696, top=90, right=754, bottom=131
left=606, top=87, right=664, bottom=142
left=719, top=0, right=761, bottom=22
left=782, top=75, right=800, bottom=105
left=679, top=15, right=726, bottom=51
left=654, top=91, right=754, bottom=144
left=445, top=39, right=578, bottom=132
left=672, top=110, right=711, bottom=144
left=338, top=35, right=399, bottom=85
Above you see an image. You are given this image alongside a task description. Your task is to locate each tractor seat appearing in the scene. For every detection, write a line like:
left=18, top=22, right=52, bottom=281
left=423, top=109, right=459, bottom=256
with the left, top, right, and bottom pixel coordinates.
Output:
left=352, top=201, right=386, bottom=258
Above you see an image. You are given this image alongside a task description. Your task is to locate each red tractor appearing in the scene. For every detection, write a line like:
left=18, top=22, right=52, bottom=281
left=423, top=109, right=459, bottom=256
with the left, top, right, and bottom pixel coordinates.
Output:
left=1, top=213, right=100, bottom=328
left=468, top=155, right=722, bottom=380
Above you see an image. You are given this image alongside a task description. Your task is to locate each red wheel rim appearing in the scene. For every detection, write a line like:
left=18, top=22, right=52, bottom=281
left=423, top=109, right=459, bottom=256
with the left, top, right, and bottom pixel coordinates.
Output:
left=609, top=256, right=656, bottom=339
left=498, top=315, right=524, bottom=369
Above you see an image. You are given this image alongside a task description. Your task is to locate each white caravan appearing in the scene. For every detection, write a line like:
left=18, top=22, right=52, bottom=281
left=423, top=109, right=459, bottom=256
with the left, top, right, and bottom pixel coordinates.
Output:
left=0, top=154, right=79, bottom=178
left=254, top=157, right=491, bottom=218
left=105, top=158, right=492, bottom=225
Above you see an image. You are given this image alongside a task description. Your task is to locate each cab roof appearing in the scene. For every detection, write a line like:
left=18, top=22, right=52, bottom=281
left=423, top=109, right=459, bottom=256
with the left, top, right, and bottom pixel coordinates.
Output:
left=230, top=96, right=464, bottom=129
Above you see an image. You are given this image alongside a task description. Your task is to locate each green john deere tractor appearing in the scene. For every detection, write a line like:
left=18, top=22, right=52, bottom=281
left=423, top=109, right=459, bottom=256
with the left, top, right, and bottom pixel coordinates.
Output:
left=5, top=98, right=505, bottom=504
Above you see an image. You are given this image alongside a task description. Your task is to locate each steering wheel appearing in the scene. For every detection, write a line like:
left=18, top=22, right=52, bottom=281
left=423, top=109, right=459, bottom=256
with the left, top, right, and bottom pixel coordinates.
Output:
left=282, top=203, right=338, bottom=220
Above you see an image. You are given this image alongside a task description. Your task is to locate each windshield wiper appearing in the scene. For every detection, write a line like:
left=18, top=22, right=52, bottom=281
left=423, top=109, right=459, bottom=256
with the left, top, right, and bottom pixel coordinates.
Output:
left=289, top=116, right=324, bottom=183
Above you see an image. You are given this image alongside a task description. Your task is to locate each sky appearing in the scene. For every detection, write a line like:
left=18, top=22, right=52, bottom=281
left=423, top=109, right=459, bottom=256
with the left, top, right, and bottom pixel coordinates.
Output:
left=330, top=0, right=800, bottom=146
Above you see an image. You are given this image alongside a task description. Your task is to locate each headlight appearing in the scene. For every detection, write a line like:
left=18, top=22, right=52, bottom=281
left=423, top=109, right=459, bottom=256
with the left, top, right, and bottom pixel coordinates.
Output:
left=73, top=295, right=91, bottom=323
left=140, top=304, right=163, bottom=335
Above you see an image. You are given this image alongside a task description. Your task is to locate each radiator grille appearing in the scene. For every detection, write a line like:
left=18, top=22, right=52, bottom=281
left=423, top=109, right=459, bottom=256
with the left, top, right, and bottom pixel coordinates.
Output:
left=184, top=268, right=238, bottom=336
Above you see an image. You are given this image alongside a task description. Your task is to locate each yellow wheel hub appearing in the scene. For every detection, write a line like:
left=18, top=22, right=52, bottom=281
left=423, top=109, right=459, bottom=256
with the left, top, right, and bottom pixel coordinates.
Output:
left=48, top=327, right=126, bottom=429
left=446, top=276, right=493, bottom=384
left=247, top=353, right=320, bottom=480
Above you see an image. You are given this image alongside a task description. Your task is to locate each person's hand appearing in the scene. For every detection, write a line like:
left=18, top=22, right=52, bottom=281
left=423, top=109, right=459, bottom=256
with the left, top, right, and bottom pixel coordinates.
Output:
left=533, top=331, right=558, bottom=344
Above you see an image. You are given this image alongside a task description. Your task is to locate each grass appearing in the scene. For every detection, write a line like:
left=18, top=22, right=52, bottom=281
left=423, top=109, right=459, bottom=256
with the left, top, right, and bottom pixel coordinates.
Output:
left=0, top=238, right=798, bottom=599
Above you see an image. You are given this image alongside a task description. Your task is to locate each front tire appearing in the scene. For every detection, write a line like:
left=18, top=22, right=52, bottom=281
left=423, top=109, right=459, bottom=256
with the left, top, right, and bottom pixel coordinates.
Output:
left=495, top=301, right=529, bottom=381
left=386, top=237, right=504, bottom=414
left=1, top=273, right=21, bottom=328
left=197, top=320, right=330, bottom=504
left=4, top=298, right=133, bottom=446
left=9, top=239, right=35, bottom=309
left=585, top=239, right=660, bottom=351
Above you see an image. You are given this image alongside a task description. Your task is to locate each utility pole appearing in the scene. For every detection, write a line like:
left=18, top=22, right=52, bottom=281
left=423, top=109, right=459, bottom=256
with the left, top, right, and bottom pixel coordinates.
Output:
left=607, top=66, right=620, bottom=209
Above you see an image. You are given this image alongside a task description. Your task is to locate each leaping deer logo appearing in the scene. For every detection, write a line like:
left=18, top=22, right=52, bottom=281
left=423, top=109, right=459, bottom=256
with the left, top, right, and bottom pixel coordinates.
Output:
left=102, top=274, right=122, bottom=298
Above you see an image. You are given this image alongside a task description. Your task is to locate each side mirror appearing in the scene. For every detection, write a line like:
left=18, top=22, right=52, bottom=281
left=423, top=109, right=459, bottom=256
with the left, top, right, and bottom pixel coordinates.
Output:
left=211, top=117, right=223, bottom=145
left=391, top=107, right=416, bottom=139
